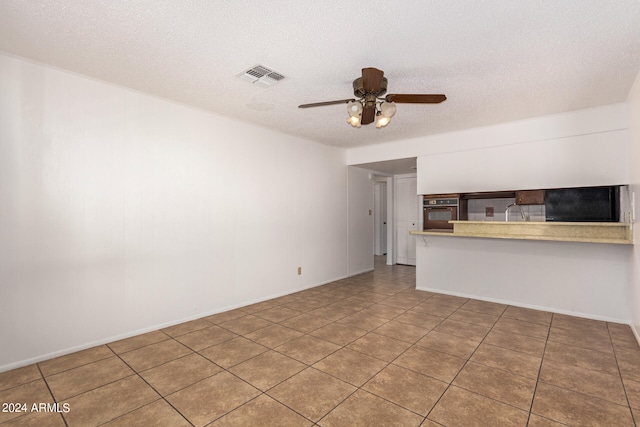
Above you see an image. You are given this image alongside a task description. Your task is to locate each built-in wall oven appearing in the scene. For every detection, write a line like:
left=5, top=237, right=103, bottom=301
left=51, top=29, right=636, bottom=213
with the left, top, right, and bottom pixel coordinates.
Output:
left=424, top=197, right=459, bottom=230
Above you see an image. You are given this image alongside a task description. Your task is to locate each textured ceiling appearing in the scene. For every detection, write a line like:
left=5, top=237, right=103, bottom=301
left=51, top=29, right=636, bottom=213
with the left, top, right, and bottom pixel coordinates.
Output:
left=1, top=1, right=639, bottom=149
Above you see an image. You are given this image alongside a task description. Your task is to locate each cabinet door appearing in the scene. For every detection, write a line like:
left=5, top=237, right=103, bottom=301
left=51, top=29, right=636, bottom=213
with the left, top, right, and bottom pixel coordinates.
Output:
left=516, top=190, right=545, bottom=205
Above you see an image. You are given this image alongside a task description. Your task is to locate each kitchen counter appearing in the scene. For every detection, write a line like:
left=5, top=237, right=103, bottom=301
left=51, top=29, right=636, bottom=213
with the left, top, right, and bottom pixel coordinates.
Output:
left=411, top=221, right=633, bottom=245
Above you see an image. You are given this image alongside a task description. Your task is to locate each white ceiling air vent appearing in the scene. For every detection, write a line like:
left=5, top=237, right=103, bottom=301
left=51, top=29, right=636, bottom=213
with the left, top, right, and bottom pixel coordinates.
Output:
left=237, top=64, right=285, bottom=87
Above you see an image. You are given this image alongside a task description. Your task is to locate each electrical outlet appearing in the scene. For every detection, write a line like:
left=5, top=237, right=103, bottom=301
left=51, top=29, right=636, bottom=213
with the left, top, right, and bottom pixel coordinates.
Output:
left=297, top=266, right=302, bottom=275
left=368, top=209, right=372, bottom=216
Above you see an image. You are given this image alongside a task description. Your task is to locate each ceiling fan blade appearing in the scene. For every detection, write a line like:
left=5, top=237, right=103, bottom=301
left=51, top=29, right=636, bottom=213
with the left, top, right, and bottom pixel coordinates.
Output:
left=385, top=94, right=447, bottom=104
left=361, top=106, right=376, bottom=125
left=362, top=68, right=384, bottom=93
left=298, top=99, right=355, bottom=108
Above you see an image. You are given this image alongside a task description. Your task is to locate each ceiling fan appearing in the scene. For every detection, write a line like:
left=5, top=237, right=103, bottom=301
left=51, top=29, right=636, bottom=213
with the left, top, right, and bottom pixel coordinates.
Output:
left=298, top=67, right=446, bottom=128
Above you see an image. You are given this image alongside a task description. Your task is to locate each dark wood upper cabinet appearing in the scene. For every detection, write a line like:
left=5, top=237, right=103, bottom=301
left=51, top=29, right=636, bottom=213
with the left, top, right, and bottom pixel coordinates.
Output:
left=516, top=190, right=545, bottom=205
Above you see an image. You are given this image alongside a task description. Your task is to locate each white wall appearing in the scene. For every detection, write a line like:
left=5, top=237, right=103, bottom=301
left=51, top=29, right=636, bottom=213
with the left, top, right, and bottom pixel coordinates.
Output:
left=417, top=130, right=628, bottom=194
left=0, top=53, right=349, bottom=371
left=629, top=69, right=640, bottom=340
left=347, top=103, right=629, bottom=166
left=347, top=166, right=374, bottom=275
left=417, top=236, right=631, bottom=322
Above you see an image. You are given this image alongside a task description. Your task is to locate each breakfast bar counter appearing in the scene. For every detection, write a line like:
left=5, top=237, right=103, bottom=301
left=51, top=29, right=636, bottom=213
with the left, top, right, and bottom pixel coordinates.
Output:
left=411, top=221, right=633, bottom=245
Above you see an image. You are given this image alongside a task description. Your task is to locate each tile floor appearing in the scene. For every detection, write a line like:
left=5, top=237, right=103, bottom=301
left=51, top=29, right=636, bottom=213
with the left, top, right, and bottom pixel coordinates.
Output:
left=1, top=257, right=640, bottom=426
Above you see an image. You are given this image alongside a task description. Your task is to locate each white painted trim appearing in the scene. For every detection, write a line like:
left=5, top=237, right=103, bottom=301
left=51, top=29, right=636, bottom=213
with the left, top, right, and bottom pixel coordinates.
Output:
left=416, top=286, right=628, bottom=324
left=0, top=274, right=349, bottom=373
left=348, top=268, right=374, bottom=277
left=632, top=323, right=640, bottom=348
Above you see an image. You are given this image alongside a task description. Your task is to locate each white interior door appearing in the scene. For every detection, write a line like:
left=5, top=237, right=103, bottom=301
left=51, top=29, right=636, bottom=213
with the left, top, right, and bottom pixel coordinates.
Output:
left=395, top=175, right=418, bottom=266
left=374, top=182, right=387, bottom=256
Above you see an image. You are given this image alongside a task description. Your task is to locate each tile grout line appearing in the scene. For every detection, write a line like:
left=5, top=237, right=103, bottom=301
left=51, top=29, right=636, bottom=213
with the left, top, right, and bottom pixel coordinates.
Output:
left=607, top=322, right=639, bottom=427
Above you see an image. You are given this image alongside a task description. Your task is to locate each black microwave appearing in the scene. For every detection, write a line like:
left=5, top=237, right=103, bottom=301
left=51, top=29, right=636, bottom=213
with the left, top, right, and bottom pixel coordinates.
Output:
left=545, top=186, right=619, bottom=222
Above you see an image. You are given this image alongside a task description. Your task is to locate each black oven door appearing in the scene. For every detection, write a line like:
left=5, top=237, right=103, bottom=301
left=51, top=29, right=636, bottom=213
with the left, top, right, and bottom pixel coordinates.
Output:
left=424, top=207, right=457, bottom=229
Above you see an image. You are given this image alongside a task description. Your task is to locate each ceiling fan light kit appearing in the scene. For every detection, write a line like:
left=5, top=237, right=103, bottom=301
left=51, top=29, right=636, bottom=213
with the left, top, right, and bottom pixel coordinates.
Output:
left=299, top=67, right=446, bottom=129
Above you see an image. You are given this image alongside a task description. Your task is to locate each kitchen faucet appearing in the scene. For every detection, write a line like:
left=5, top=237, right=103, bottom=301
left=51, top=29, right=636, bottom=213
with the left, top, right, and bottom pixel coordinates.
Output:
left=505, top=203, right=529, bottom=222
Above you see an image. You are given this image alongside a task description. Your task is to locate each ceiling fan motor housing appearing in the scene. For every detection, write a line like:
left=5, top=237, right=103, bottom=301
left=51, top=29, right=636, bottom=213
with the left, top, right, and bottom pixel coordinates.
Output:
left=353, top=77, right=388, bottom=98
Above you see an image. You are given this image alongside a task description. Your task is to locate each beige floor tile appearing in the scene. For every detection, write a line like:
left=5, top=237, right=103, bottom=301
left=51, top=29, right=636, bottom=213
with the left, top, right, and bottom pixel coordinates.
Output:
left=460, top=299, right=507, bottom=316
left=393, top=346, right=465, bottom=383
left=453, top=361, right=536, bottom=410
left=0, top=364, right=41, bottom=391
left=483, top=328, right=546, bottom=357
left=63, top=375, right=159, bottom=427
left=0, top=379, right=54, bottom=424
left=166, top=371, right=260, bottom=427
left=139, top=353, right=222, bottom=396
left=199, top=336, right=268, bottom=368
left=1, top=411, right=66, bottom=427
left=46, top=356, right=134, bottom=401
left=623, top=377, right=640, bottom=410
left=268, top=368, right=356, bottom=422
left=219, top=314, right=273, bottom=335
left=416, top=330, right=480, bottom=359
left=377, top=296, right=421, bottom=310
left=412, top=301, right=459, bottom=317
left=501, top=306, right=553, bottom=326
left=428, top=386, right=529, bottom=427
left=253, top=306, right=301, bottom=323
left=102, top=399, right=191, bottom=426
left=608, top=323, right=640, bottom=350
left=309, top=322, right=368, bottom=346
left=394, top=311, right=444, bottom=329
left=551, top=314, right=610, bottom=338
left=282, top=298, right=330, bottom=312
left=161, top=318, right=213, bottom=338
left=347, top=333, right=412, bottom=362
left=313, top=348, right=387, bottom=387
left=119, top=339, right=192, bottom=372
left=309, top=304, right=357, bottom=321
left=432, top=318, right=491, bottom=342
left=174, top=325, right=237, bottom=351
left=615, top=347, right=640, bottom=382
left=107, top=330, right=170, bottom=354
left=532, top=382, right=634, bottom=426
left=493, top=317, right=550, bottom=339
left=526, top=414, right=569, bottom=427
left=241, top=300, right=280, bottom=314
left=38, top=345, right=114, bottom=376
left=203, top=308, right=247, bottom=324
left=244, top=324, right=304, bottom=348
left=212, top=394, right=312, bottom=426
left=363, top=364, right=447, bottom=416
left=229, top=350, right=306, bottom=391
left=539, top=359, right=627, bottom=405
left=336, top=312, right=390, bottom=331
left=470, top=343, right=542, bottom=379
left=276, top=335, right=341, bottom=365
left=319, top=389, right=423, bottom=426
left=357, top=303, right=407, bottom=320
left=544, top=341, right=619, bottom=375
left=279, top=313, right=332, bottom=333
left=448, top=308, right=500, bottom=327
left=548, top=325, right=613, bottom=354
left=373, top=319, right=430, bottom=343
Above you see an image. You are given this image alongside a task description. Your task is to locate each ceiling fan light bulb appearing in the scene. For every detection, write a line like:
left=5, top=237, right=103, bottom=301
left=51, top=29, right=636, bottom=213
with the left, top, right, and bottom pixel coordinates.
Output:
left=347, top=116, right=361, bottom=127
left=347, top=101, right=363, bottom=117
left=379, top=101, right=396, bottom=118
left=376, top=116, right=391, bottom=128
